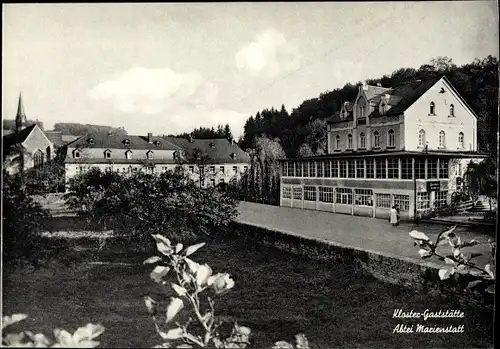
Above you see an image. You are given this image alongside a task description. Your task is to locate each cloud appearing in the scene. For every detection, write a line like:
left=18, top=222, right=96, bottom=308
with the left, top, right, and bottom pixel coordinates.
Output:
left=235, top=28, right=301, bottom=78
left=88, top=67, right=218, bottom=114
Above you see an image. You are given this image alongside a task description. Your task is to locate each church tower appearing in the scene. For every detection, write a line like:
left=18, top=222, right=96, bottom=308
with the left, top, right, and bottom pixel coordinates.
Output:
left=15, top=92, right=28, bottom=133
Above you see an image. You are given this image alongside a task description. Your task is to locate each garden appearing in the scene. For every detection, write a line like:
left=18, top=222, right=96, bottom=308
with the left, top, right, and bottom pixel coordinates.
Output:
left=2, top=168, right=495, bottom=348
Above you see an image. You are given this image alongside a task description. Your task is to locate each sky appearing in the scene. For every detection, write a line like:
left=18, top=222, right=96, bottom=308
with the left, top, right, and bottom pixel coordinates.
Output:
left=2, top=2, right=498, bottom=139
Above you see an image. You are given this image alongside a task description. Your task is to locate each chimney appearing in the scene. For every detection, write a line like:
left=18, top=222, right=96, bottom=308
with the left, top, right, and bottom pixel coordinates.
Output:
left=148, top=132, right=153, bottom=143
left=188, top=135, right=194, bottom=143
left=107, top=131, right=113, bottom=136
left=362, top=81, right=368, bottom=91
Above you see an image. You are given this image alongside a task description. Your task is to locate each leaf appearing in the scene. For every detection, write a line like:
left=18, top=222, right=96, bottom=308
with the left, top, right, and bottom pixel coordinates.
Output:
left=485, top=264, right=495, bottom=279
left=175, top=243, right=183, bottom=253
left=470, top=252, right=483, bottom=260
left=485, top=284, right=495, bottom=294
left=72, top=323, right=106, bottom=343
left=295, top=333, right=309, bottom=349
left=150, top=266, right=170, bottom=283
left=143, top=256, right=163, bottom=265
left=165, top=297, right=184, bottom=323
left=444, top=257, right=455, bottom=265
left=184, top=258, right=200, bottom=274
left=184, top=242, right=206, bottom=256
left=438, top=268, right=453, bottom=280
left=171, top=283, right=187, bottom=297
left=144, top=296, right=157, bottom=315
left=273, top=341, right=294, bottom=349
left=418, top=249, right=432, bottom=258
left=409, top=230, right=430, bottom=241
left=1, top=313, right=28, bottom=329
left=152, top=234, right=173, bottom=256
left=160, top=327, right=184, bottom=340
left=466, top=280, right=483, bottom=289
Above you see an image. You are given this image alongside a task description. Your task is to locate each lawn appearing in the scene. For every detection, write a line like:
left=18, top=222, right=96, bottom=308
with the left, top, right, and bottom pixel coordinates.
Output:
left=2, top=232, right=494, bottom=348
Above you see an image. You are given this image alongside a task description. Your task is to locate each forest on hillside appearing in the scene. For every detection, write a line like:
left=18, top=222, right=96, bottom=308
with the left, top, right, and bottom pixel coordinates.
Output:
left=238, top=56, right=498, bottom=158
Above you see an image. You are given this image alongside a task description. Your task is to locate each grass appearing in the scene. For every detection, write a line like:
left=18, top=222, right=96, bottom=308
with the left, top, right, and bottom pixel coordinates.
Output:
left=2, top=232, right=494, bottom=349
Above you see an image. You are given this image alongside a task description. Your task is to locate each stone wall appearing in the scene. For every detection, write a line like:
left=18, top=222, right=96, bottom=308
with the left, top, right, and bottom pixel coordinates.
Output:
left=225, top=221, right=494, bottom=309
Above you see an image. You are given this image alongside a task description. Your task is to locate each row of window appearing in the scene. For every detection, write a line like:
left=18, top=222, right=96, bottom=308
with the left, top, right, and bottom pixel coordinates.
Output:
left=334, top=129, right=395, bottom=150
left=281, top=158, right=449, bottom=180
left=75, top=164, right=248, bottom=175
left=418, top=130, right=464, bottom=148
left=416, top=191, right=448, bottom=209
left=282, top=186, right=412, bottom=211
left=429, top=102, right=455, bottom=117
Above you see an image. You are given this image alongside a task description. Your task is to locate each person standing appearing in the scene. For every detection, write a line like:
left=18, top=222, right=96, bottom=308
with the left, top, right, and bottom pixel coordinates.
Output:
left=390, top=205, right=399, bottom=226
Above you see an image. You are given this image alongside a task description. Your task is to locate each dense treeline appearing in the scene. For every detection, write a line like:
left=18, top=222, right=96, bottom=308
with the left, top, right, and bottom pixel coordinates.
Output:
left=53, top=123, right=128, bottom=136
left=240, top=56, right=498, bottom=157
left=167, top=124, right=233, bottom=140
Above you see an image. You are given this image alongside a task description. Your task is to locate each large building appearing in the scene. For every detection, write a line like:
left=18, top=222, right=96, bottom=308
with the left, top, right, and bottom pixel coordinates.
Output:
left=3, top=94, right=56, bottom=175
left=63, top=132, right=250, bottom=186
left=279, top=76, right=487, bottom=221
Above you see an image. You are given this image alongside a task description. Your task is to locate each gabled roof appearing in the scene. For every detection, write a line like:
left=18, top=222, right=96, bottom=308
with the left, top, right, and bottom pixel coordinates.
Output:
left=162, top=137, right=251, bottom=164
left=44, top=131, right=64, bottom=146
left=361, top=85, right=392, bottom=101
left=2, top=124, right=37, bottom=149
left=66, top=133, right=183, bottom=151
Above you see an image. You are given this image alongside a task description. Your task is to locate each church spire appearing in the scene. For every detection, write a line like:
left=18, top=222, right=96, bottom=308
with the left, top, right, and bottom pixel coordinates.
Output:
left=15, top=92, right=27, bottom=133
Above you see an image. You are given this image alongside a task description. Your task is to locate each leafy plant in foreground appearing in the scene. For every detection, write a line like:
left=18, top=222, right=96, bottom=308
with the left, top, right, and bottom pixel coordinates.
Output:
left=144, top=234, right=309, bottom=348
left=1, top=314, right=105, bottom=348
left=409, top=226, right=495, bottom=293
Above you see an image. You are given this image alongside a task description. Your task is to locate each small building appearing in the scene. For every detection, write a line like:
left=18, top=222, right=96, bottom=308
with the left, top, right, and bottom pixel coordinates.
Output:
left=279, top=76, right=488, bottom=221
left=2, top=94, right=55, bottom=175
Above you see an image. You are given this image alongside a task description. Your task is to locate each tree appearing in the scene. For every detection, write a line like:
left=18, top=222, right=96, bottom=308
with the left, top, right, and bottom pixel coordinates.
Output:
left=3, top=119, right=44, bottom=131
left=297, top=143, right=314, bottom=158
left=53, top=123, right=127, bottom=136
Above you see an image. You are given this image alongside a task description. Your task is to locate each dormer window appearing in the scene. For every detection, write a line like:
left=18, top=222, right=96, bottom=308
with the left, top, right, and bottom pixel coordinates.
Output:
left=429, top=102, right=435, bottom=115
left=104, top=150, right=112, bottom=159
left=123, top=139, right=130, bottom=146
left=74, top=149, right=81, bottom=159
left=209, top=142, right=215, bottom=149
left=173, top=151, right=180, bottom=160
left=449, top=104, right=455, bottom=117
left=88, top=138, right=95, bottom=145
left=154, top=140, right=161, bottom=147
left=230, top=152, right=237, bottom=160
left=146, top=151, right=154, bottom=160
left=125, top=150, right=133, bottom=159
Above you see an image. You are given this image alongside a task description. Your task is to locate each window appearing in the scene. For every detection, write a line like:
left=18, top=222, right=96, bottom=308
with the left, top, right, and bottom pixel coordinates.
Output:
left=154, top=140, right=161, bottom=146
left=33, top=150, right=44, bottom=169
left=332, top=160, right=339, bottom=178
left=415, top=159, right=426, bottom=179
left=46, top=146, right=51, bottom=161
left=296, top=162, right=303, bottom=177
left=88, top=138, right=95, bottom=145
left=303, top=162, right=309, bottom=177
left=319, top=187, right=334, bottom=203
left=449, top=104, right=455, bottom=117
left=199, top=167, right=205, bottom=177
left=387, top=129, right=395, bottom=148
left=219, top=178, right=225, bottom=184
left=387, top=158, right=399, bottom=179
left=356, top=159, right=365, bottom=178
left=375, top=159, right=386, bottom=179
left=373, top=131, right=380, bottom=148
left=232, top=166, right=238, bottom=173
left=293, top=187, right=302, bottom=200
left=74, top=150, right=80, bottom=159
left=354, top=189, right=373, bottom=206
left=339, top=160, right=347, bottom=178
left=210, top=179, right=215, bottom=187
left=124, top=139, right=130, bottom=146
left=458, top=132, right=464, bottom=148
left=417, top=192, right=430, bottom=209
left=336, top=188, right=352, bottom=204
left=220, top=166, right=225, bottom=174
left=147, top=151, right=154, bottom=160
left=394, top=195, right=410, bottom=211
left=347, top=160, right=355, bottom=178
left=335, top=135, right=341, bottom=150
left=401, top=158, right=413, bottom=179
left=125, top=150, right=133, bottom=159
left=283, top=187, right=292, bottom=199
left=439, top=159, right=449, bottom=179
left=376, top=193, right=391, bottom=208
left=360, top=106, right=365, bottom=118
left=359, top=133, right=366, bottom=149
left=435, top=191, right=448, bottom=208
left=210, top=166, right=216, bottom=174
left=189, top=166, right=195, bottom=172
left=304, top=186, right=317, bottom=201
left=418, top=130, right=426, bottom=147
left=324, top=160, right=331, bottom=178
left=366, top=159, right=375, bottom=178
left=317, top=161, right=323, bottom=178
left=429, top=101, right=435, bottom=115
left=347, top=134, right=353, bottom=149
left=201, top=179, right=205, bottom=187
left=309, top=162, right=316, bottom=177
left=438, top=131, right=446, bottom=148
left=243, top=166, right=248, bottom=172
left=104, top=150, right=111, bottom=159
left=427, top=159, right=438, bottom=179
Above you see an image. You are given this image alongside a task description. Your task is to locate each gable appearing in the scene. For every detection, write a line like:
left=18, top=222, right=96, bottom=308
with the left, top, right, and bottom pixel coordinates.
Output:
left=21, top=125, right=53, bottom=152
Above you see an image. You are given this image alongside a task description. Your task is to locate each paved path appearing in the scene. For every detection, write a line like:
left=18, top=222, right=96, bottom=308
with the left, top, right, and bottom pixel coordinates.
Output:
left=236, top=201, right=495, bottom=268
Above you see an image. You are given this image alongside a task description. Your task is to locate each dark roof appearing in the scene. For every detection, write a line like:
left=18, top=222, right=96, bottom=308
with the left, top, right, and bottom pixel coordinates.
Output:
left=162, top=137, right=251, bottom=164
left=327, top=101, right=355, bottom=124
left=64, top=158, right=178, bottom=165
left=66, top=133, right=183, bottom=151
left=2, top=124, right=37, bottom=149
left=368, top=77, right=441, bottom=118
left=44, top=131, right=64, bottom=146
left=280, top=149, right=489, bottom=161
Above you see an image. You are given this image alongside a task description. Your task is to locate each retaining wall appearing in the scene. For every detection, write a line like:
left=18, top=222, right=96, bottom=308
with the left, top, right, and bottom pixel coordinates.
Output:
left=225, top=221, right=494, bottom=309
